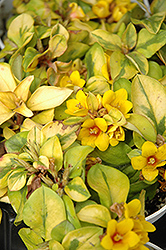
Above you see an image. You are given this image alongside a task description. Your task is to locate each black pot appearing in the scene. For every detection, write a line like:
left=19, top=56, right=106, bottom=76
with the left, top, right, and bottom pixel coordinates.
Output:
left=0, top=202, right=166, bottom=250
left=0, top=202, right=26, bottom=250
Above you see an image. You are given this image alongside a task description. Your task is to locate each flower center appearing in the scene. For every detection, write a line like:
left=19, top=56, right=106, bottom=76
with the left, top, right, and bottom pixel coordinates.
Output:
left=147, top=156, right=156, bottom=165
left=112, top=233, right=123, bottom=243
left=89, top=126, right=100, bottom=136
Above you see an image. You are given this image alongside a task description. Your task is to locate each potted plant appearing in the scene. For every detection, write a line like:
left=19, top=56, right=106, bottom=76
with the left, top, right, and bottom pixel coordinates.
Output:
left=0, top=0, right=166, bottom=249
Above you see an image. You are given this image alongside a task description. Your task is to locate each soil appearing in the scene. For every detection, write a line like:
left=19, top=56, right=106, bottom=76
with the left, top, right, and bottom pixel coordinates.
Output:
left=145, top=188, right=166, bottom=216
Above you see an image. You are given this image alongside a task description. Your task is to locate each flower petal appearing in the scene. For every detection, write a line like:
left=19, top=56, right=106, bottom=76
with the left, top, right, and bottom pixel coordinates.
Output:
left=142, top=141, right=157, bottom=158
left=95, top=118, right=107, bottom=132
left=95, top=132, right=109, bottom=151
left=101, top=234, right=113, bottom=250
left=117, top=218, right=133, bottom=235
left=131, top=156, right=147, bottom=170
left=107, top=219, right=117, bottom=236
left=103, top=90, right=115, bottom=107
left=142, top=167, right=158, bottom=181
left=125, top=199, right=141, bottom=218
left=82, top=118, right=95, bottom=128
left=123, top=231, right=140, bottom=248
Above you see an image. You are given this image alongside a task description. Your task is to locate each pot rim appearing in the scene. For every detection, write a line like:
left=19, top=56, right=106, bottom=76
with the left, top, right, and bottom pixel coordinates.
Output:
left=145, top=242, right=163, bottom=250
left=146, top=204, right=166, bottom=223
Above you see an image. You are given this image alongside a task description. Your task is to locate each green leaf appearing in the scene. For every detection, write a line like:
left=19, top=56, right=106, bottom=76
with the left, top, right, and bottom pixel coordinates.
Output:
left=51, top=220, right=75, bottom=242
left=77, top=204, right=111, bottom=227
left=27, top=86, right=73, bottom=111
left=7, top=13, right=34, bottom=48
left=121, top=23, right=137, bottom=50
left=5, top=131, right=29, bottom=153
left=22, top=186, right=66, bottom=241
left=136, top=29, right=166, bottom=58
left=91, top=29, right=122, bottom=51
left=92, top=143, right=131, bottom=167
left=64, top=177, right=91, bottom=202
left=87, top=163, right=130, bottom=208
left=19, top=228, right=43, bottom=250
left=64, top=145, right=94, bottom=178
left=110, top=51, right=138, bottom=80
left=10, top=53, right=24, bottom=81
left=58, top=42, right=89, bottom=62
left=62, top=226, right=103, bottom=250
left=62, top=195, right=81, bottom=229
left=147, top=61, right=163, bottom=80
left=131, top=12, right=165, bottom=34
left=131, top=74, right=166, bottom=135
left=124, top=113, right=157, bottom=142
left=85, top=43, right=106, bottom=79
left=49, top=34, right=68, bottom=59
left=126, top=51, right=149, bottom=75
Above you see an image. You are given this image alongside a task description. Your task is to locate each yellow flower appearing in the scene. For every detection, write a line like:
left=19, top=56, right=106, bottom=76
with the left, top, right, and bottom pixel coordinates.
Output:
left=69, top=3, right=86, bottom=20
left=92, top=1, right=111, bottom=18
left=108, top=125, right=125, bottom=146
left=101, top=218, right=140, bottom=250
left=102, top=89, right=133, bottom=122
left=77, top=118, right=109, bottom=151
left=60, top=71, right=85, bottom=89
left=65, top=90, right=88, bottom=116
left=131, top=141, right=166, bottom=181
left=123, top=199, right=155, bottom=250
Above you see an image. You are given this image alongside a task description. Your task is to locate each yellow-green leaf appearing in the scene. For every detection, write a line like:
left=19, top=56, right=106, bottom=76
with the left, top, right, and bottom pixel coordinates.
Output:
left=40, top=135, right=63, bottom=171
left=8, top=169, right=27, bottom=191
left=91, top=29, right=122, bottom=51
left=85, top=43, right=106, bottom=79
left=14, top=75, right=34, bottom=102
left=7, top=13, right=34, bottom=48
left=0, top=63, right=17, bottom=91
left=62, top=226, right=103, bottom=250
left=27, top=86, right=73, bottom=111
left=64, top=177, right=91, bottom=202
left=23, top=186, right=66, bottom=241
left=49, top=240, right=65, bottom=250
left=77, top=204, right=111, bottom=227
left=19, top=228, right=43, bottom=250
left=0, top=101, right=15, bottom=125
left=87, top=163, right=130, bottom=208
left=62, top=195, right=81, bottom=229
left=14, top=102, right=33, bottom=117
left=0, top=92, right=17, bottom=109
left=125, top=113, right=157, bottom=142
left=32, top=109, right=54, bottom=124
left=126, top=51, right=149, bottom=75
left=121, top=22, right=137, bottom=50
left=110, top=51, right=138, bottom=80
left=132, top=74, right=166, bottom=135
left=49, top=34, right=68, bottom=59
left=131, top=12, right=165, bottom=34
left=136, top=29, right=166, bottom=58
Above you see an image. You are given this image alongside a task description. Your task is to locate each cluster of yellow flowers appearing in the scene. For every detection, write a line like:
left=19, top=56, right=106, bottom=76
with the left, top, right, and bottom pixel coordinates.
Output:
left=101, top=199, right=156, bottom=250
left=64, top=72, right=132, bottom=151
left=69, top=0, right=136, bottom=22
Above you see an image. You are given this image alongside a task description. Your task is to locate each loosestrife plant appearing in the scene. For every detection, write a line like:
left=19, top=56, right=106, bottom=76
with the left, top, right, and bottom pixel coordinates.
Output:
left=0, top=0, right=166, bottom=249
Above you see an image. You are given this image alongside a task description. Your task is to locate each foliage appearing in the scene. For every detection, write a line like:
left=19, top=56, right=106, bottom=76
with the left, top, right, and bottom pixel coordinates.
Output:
left=0, top=0, right=166, bottom=249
